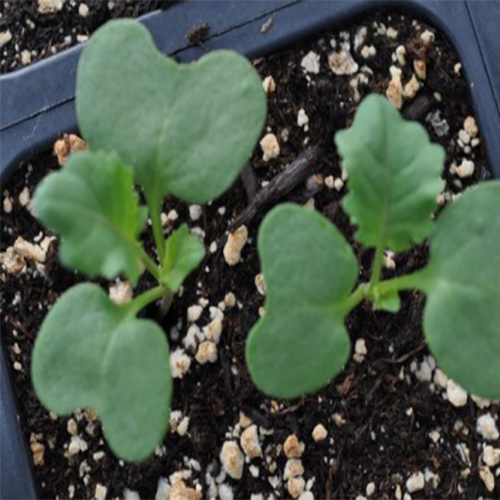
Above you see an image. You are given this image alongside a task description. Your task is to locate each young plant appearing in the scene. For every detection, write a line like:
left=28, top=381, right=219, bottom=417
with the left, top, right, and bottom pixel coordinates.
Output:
left=32, top=20, right=266, bottom=461
left=246, top=94, right=500, bottom=402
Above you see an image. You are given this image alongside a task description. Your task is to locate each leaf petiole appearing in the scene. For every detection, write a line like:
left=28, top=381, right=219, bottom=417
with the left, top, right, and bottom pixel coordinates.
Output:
left=371, top=268, right=430, bottom=298
left=337, top=284, right=368, bottom=315
left=368, top=239, right=385, bottom=292
left=127, top=285, right=171, bottom=317
left=147, top=191, right=166, bottom=263
left=138, top=247, right=161, bottom=281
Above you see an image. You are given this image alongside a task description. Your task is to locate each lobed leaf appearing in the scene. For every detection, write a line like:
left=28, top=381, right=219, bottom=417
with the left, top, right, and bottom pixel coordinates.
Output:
left=335, top=94, right=445, bottom=252
left=245, top=204, right=359, bottom=399
left=160, top=224, right=205, bottom=292
left=32, top=284, right=172, bottom=461
left=76, top=20, right=267, bottom=205
left=420, top=181, right=500, bottom=400
left=34, top=151, right=146, bottom=284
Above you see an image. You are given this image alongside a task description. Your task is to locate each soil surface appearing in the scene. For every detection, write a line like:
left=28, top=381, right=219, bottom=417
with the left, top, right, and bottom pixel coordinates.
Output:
left=1, top=9, right=499, bottom=500
left=0, top=0, right=171, bottom=74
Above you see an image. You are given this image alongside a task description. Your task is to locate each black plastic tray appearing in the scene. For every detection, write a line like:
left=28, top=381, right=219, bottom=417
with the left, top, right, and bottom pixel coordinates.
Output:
left=1, top=1, right=499, bottom=498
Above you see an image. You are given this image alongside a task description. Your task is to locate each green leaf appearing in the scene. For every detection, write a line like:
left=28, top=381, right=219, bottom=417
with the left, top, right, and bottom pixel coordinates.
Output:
left=76, top=20, right=266, bottom=205
left=32, top=284, right=172, bottom=461
left=420, top=181, right=500, bottom=400
left=245, top=204, right=359, bottom=399
left=34, top=152, right=146, bottom=284
left=335, top=94, right=445, bottom=252
left=160, top=224, right=205, bottom=292
left=373, top=289, right=401, bottom=313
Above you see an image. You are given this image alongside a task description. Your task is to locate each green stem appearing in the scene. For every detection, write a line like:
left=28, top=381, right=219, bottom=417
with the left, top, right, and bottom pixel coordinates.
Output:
left=372, top=268, right=430, bottom=298
left=138, top=247, right=161, bottom=282
left=369, top=240, right=385, bottom=291
left=147, top=191, right=166, bottom=263
left=127, top=285, right=168, bottom=317
left=337, top=284, right=367, bottom=315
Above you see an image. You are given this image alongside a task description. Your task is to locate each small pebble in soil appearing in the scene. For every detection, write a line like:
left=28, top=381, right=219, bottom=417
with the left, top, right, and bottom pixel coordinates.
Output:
left=329, top=42, right=359, bottom=75
left=220, top=441, right=245, bottom=479
left=334, top=178, right=344, bottom=192
left=3, top=193, right=13, bottom=213
left=421, top=29, right=435, bottom=45
left=297, top=109, right=310, bottom=131
left=18, top=187, right=30, bottom=207
left=223, top=226, right=248, bottom=266
left=176, top=416, right=189, bottom=437
left=203, top=318, right=222, bottom=344
left=0, top=30, right=13, bottom=48
left=187, top=304, right=203, bottom=323
left=284, top=458, right=305, bottom=479
left=479, top=467, right=495, bottom=492
left=260, top=133, right=280, bottom=162
left=30, top=438, right=45, bottom=467
left=354, top=338, right=367, bottom=363
left=476, top=413, right=499, bottom=441
left=406, top=471, right=425, bottom=493
left=14, top=236, right=45, bottom=263
left=224, top=292, right=236, bottom=309
left=94, top=483, right=107, bottom=500
left=433, top=368, right=449, bottom=388
left=195, top=341, right=218, bottom=364
left=395, top=45, right=406, bottom=66
left=386, top=75, right=404, bottom=109
left=109, top=280, right=132, bottom=305
left=239, top=412, right=252, bottom=429
left=78, top=3, right=90, bottom=18
left=312, top=424, right=328, bottom=443
left=463, top=116, right=479, bottom=137
left=170, top=348, right=192, bottom=378
left=403, top=74, right=420, bottom=100
left=414, top=60, right=427, bottom=80
left=446, top=379, right=468, bottom=407
left=123, top=489, right=140, bottom=500
left=155, top=477, right=171, bottom=500
left=38, top=0, right=65, bottom=15
left=366, top=482, right=376, bottom=497
left=262, top=75, right=276, bottom=94
left=300, top=51, right=320, bottom=74
left=67, top=418, right=78, bottom=436
left=53, top=134, right=87, bottom=165
left=240, top=424, right=262, bottom=458
left=189, top=205, right=202, bottom=221
left=482, top=445, right=500, bottom=467
left=429, top=429, right=441, bottom=443
left=170, top=480, right=201, bottom=500
left=284, top=434, right=305, bottom=458
left=287, top=476, right=306, bottom=499
left=453, top=159, right=475, bottom=178
left=0, top=247, right=26, bottom=275
left=254, top=273, right=266, bottom=296
left=384, top=250, right=396, bottom=270
left=332, top=412, right=347, bottom=427
left=360, top=45, right=377, bottom=59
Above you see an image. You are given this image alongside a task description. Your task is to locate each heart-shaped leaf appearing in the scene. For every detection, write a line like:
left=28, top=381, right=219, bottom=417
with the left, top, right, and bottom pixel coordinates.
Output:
left=245, top=204, right=359, bottom=399
left=34, top=152, right=147, bottom=284
left=76, top=20, right=267, bottom=205
left=160, top=224, right=205, bottom=292
left=420, top=181, right=500, bottom=400
left=32, top=284, right=172, bottom=461
left=335, top=94, right=445, bottom=252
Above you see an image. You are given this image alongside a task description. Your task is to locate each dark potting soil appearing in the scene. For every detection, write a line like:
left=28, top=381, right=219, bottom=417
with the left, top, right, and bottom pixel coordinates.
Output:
left=1, top=10, right=499, bottom=500
left=0, top=0, right=173, bottom=74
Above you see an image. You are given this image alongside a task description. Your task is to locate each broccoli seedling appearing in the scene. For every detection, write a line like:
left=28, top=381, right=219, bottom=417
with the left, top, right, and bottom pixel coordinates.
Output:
left=246, top=94, right=500, bottom=402
left=31, top=20, right=266, bottom=462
